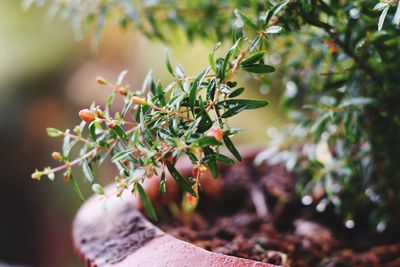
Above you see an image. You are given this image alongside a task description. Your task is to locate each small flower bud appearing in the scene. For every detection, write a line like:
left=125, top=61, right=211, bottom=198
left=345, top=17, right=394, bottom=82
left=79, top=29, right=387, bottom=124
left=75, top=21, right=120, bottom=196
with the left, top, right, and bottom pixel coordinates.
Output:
left=186, top=183, right=199, bottom=205
left=146, top=168, right=154, bottom=178
left=96, top=76, right=108, bottom=85
left=324, top=39, right=339, bottom=54
left=192, top=168, right=200, bottom=178
left=132, top=96, right=148, bottom=106
left=96, top=108, right=105, bottom=119
left=31, top=170, right=43, bottom=180
left=63, top=174, right=70, bottom=182
left=79, top=109, right=95, bottom=123
left=207, top=126, right=223, bottom=142
left=166, top=155, right=174, bottom=164
left=106, top=121, right=116, bottom=128
left=192, top=164, right=207, bottom=178
left=118, top=87, right=128, bottom=95
left=51, top=152, right=62, bottom=161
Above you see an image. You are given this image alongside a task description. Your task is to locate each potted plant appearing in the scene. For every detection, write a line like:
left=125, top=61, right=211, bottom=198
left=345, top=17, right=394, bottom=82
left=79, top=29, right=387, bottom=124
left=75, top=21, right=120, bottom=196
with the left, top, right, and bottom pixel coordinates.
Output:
left=30, top=0, right=400, bottom=266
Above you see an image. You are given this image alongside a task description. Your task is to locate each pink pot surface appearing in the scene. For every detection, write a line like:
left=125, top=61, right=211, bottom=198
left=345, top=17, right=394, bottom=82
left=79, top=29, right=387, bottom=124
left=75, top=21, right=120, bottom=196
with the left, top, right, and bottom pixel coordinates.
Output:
left=72, top=147, right=282, bottom=267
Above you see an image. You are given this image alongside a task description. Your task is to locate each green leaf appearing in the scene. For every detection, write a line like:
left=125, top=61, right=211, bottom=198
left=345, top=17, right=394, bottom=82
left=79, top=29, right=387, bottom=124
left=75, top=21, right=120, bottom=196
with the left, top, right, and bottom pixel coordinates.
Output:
left=136, top=183, right=158, bottom=221
left=229, top=87, right=245, bottom=98
left=265, top=0, right=289, bottom=25
left=234, top=9, right=258, bottom=31
left=98, top=140, right=110, bottom=148
left=221, top=38, right=241, bottom=80
left=47, top=172, right=55, bottom=181
left=374, top=3, right=389, bottom=11
left=106, top=92, right=116, bottom=113
left=190, top=136, right=222, bottom=147
left=221, top=104, right=248, bottom=118
left=378, top=5, right=390, bottom=31
left=217, top=99, right=269, bottom=110
left=156, top=81, right=166, bottom=107
left=224, top=128, right=242, bottom=136
left=47, top=128, right=62, bottom=137
left=215, top=153, right=235, bottom=165
left=44, top=167, right=55, bottom=181
left=202, top=153, right=235, bottom=165
left=82, top=160, right=94, bottom=183
left=116, top=70, right=128, bottom=86
left=69, top=174, right=85, bottom=202
left=265, top=26, right=283, bottom=34
left=219, top=84, right=232, bottom=94
left=89, top=121, right=97, bottom=142
left=241, top=51, right=265, bottom=65
left=241, top=64, right=275, bottom=73
left=165, top=49, right=175, bottom=76
left=140, top=110, right=154, bottom=146
left=166, top=161, right=197, bottom=197
left=207, top=79, right=217, bottom=101
left=196, top=98, right=213, bottom=133
left=62, top=130, right=70, bottom=155
left=392, top=3, right=400, bottom=26
left=114, top=125, right=129, bottom=141
left=339, top=97, right=374, bottom=108
left=203, top=147, right=218, bottom=178
left=223, top=135, right=242, bottom=161
left=231, top=24, right=243, bottom=44
left=159, top=171, right=166, bottom=193
left=209, top=42, right=222, bottom=71
left=189, top=67, right=211, bottom=114
left=112, top=148, right=135, bottom=162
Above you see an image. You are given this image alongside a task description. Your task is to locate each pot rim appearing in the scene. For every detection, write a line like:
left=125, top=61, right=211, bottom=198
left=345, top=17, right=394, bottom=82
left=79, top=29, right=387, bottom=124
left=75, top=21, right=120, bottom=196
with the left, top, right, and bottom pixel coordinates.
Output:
left=72, top=145, right=283, bottom=267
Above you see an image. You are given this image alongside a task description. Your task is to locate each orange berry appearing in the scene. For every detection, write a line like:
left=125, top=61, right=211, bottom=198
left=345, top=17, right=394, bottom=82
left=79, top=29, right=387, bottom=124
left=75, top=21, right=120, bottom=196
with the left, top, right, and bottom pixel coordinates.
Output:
left=207, top=126, right=223, bottom=142
left=51, top=151, right=62, bottom=161
left=79, top=109, right=95, bottom=123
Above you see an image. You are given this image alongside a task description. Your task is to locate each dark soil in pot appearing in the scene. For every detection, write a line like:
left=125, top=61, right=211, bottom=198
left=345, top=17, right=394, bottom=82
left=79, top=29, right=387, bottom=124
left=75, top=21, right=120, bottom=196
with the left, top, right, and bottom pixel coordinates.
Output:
left=154, top=156, right=400, bottom=267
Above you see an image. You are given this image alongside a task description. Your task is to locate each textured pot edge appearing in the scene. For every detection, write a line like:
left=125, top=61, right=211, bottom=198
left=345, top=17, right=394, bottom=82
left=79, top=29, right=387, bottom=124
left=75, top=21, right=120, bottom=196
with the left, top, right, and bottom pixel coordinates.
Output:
left=72, top=145, right=283, bottom=267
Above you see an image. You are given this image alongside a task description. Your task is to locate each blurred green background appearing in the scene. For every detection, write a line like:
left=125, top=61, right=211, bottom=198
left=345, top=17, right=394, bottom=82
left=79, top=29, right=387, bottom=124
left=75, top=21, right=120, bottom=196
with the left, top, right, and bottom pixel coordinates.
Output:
left=0, top=1, right=285, bottom=266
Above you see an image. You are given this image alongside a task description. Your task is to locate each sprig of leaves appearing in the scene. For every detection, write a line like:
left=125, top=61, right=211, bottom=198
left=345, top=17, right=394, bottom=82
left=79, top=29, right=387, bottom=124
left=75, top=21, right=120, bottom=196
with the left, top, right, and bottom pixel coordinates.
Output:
left=32, top=6, right=283, bottom=220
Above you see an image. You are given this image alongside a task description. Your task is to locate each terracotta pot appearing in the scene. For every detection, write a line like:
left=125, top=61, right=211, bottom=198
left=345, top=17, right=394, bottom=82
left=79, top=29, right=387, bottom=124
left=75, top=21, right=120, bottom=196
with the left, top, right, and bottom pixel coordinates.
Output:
left=72, top=147, right=282, bottom=267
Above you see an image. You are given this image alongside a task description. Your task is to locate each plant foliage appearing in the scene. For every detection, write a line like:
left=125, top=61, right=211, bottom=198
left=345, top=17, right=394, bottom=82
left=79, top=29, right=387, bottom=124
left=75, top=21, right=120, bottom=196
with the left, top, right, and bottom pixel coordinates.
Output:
left=30, top=0, right=400, bottom=231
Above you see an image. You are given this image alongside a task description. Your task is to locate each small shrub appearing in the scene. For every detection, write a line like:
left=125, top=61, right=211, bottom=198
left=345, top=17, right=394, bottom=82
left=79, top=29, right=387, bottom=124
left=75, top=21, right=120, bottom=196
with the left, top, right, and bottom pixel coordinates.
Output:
left=30, top=0, right=400, bottom=231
